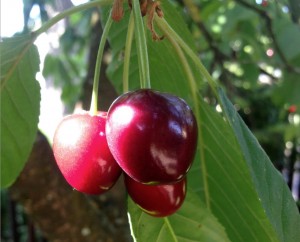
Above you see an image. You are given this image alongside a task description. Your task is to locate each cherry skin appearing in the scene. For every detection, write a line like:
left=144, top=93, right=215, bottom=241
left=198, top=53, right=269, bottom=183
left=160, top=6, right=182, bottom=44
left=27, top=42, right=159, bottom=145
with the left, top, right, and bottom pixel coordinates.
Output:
left=261, top=0, right=268, bottom=7
left=288, top=105, right=297, bottom=113
left=106, top=89, right=198, bottom=184
left=125, top=175, right=186, bottom=217
left=53, top=111, right=122, bottom=195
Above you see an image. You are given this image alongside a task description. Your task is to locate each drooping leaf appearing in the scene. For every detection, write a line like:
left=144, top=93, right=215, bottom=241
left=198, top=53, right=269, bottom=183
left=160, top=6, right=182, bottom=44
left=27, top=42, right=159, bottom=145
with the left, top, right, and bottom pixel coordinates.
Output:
left=219, top=89, right=300, bottom=242
left=0, top=35, right=40, bottom=188
left=190, top=97, right=281, bottom=242
left=128, top=192, right=230, bottom=242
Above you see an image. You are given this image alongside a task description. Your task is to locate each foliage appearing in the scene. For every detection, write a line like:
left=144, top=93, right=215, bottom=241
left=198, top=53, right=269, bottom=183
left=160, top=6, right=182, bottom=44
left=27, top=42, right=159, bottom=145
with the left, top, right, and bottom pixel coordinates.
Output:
left=0, top=35, right=40, bottom=188
left=1, top=0, right=300, bottom=241
left=42, top=9, right=93, bottom=111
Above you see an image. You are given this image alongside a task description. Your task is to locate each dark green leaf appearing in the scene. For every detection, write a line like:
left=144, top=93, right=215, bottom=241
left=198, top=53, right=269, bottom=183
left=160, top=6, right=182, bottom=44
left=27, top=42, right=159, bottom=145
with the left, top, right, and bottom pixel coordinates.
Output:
left=219, top=88, right=300, bottom=242
left=189, top=97, right=280, bottom=242
left=274, top=18, right=300, bottom=61
left=0, top=35, right=40, bottom=188
left=271, top=72, right=300, bottom=106
left=288, top=0, right=300, bottom=23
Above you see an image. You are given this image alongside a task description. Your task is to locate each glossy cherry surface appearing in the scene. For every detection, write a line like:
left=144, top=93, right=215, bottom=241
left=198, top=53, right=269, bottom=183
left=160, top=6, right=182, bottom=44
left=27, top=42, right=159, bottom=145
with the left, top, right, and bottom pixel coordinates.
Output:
left=53, top=111, right=121, bottom=195
left=106, top=89, right=198, bottom=184
left=125, top=175, right=186, bottom=217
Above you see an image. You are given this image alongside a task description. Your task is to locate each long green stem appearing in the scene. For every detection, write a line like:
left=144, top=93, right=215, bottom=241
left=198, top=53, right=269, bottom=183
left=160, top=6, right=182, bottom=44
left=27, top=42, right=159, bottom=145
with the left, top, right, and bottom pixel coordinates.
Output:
left=162, top=27, right=211, bottom=210
left=123, top=13, right=135, bottom=93
left=90, top=10, right=113, bottom=115
left=165, top=36, right=198, bottom=105
left=155, top=16, right=218, bottom=97
left=132, top=0, right=151, bottom=89
left=33, top=0, right=113, bottom=37
left=156, top=16, right=235, bottom=126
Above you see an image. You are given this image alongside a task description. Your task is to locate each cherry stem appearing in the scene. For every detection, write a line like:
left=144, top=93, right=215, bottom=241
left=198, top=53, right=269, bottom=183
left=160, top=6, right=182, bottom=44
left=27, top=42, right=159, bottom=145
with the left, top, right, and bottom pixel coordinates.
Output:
left=155, top=16, right=233, bottom=125
left=123, top=12, right=135, bottom=93
left=90, top=10, right=113, bottom=115
left=156, top=16, right=228, bottom=209
left=132, top=0, right=151, bottom=89
left=33, top=0, right=113, bottom=37
left=161, top=27, right=210, bottom=210
left=155, top=16, right=219, bottom=98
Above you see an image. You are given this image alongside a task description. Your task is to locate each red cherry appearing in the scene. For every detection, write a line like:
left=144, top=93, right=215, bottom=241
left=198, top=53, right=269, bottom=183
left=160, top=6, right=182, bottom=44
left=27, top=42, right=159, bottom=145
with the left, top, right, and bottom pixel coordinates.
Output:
left=106, top=89, right=198, bottom=184
left=261, top=0, right=268, bottom=7
left=288, top=105, right=297, bottom=113
left=125, top=175, right=186, bottom=217
left=53, top=111, right=121, bottom=195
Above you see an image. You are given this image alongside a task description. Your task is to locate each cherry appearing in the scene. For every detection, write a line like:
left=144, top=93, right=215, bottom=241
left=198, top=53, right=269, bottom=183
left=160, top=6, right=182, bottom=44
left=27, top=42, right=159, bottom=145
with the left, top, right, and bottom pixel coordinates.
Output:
left=124, top=174, right=186, bottom=217
left=261, top=0, right=268, bottom=7
left=53, top=111, right=122, bottom=195
left=106, top=89, right=198, bottom=184
left=288, top=105, right=297, bottom=113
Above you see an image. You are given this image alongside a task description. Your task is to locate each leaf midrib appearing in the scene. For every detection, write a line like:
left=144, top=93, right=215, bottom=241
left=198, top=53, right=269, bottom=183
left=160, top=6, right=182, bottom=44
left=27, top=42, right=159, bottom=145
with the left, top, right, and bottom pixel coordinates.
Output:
left=163, top=217, right=178, bottom=242
left=0, top=38, right=35, bottom=90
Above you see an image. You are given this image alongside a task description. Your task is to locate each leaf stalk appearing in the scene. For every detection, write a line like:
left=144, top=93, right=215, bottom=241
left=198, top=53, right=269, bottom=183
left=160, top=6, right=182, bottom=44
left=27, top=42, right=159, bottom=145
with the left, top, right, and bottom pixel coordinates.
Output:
left=90, top=10, right=113, bottom=115
left=132, top=0, right=151, bottom=89
left=33, top=0, right=113, bottom=37
left=160, top=21, right=211, bottom=209
left=123, top=12, right=135, bottom=93
left=155, top=17, right=218, bottom=97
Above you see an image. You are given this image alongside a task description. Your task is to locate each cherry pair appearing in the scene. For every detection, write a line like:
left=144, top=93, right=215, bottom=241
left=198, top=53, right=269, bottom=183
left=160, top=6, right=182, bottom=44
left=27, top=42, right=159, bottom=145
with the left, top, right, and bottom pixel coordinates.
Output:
left=53, top=89, right=197, bottom=217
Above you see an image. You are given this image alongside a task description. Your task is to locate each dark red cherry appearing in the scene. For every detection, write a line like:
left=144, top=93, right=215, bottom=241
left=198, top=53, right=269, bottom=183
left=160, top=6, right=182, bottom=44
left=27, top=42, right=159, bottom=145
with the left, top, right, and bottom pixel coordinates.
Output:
left=53, top=111, right=121, bottom=195
left=106, top=89, right=198, bottom=184
left=288, top=105, right=297, bottom=113
left=261, top=0, right=268, bottom=7
left=125, top=175, right=187, bottom=217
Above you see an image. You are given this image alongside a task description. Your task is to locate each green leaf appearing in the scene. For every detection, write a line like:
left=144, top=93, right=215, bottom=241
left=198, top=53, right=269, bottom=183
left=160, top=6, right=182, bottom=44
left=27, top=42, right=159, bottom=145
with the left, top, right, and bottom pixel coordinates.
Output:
left=271, top=72, right=300, bottom=106
left=288, top=0, right=300, bottom=24
left=240, top=63, right=260, bottom=86
left=222, top=4, right=257, bottom=36
left=218, top=89, right=300, bottom=242
left=190, top=98, right=280, bottom=242
left=0, top=35, right=40, bottom=188
left=128, top=192, right=230, bottom=242
left=274, top=18, right=300, bottom=61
